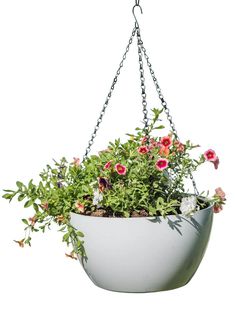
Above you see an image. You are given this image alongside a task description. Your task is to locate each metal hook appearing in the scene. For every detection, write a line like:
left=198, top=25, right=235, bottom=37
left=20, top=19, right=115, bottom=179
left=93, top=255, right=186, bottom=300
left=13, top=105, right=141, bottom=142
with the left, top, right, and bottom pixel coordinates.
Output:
left=132, top=3, right=143, bottom=28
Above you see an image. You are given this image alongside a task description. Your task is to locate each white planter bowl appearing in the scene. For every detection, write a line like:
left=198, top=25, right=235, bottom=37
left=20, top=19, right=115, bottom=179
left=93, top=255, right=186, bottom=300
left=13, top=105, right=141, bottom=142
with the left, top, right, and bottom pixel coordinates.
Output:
left=70, top=205, right=213, bottom=293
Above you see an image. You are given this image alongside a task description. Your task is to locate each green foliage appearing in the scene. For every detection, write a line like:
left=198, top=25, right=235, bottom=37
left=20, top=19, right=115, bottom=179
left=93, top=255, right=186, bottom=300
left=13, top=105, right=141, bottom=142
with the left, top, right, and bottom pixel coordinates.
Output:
left=2, top=106, right=212, bottom=257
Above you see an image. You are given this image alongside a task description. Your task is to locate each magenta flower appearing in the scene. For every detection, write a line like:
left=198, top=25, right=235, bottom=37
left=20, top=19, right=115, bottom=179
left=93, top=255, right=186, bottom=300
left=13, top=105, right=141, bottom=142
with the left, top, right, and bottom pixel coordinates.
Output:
left=141, top=136, right=148, bottom=145
left=160, top=136, right=172, bottom=148
left=104, top=160, right=112, bottom=170
left=155, top=158, right=169, bottom=171
left=137, top=146, right=149, bottom=154
left=204, top=149, right=217, bottom=162
left=115, top=163, right=127, bottom=175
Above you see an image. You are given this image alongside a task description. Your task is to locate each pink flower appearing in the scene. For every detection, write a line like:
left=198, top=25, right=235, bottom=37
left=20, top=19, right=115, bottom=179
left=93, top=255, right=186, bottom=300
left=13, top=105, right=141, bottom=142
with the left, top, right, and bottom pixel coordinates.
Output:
left=160, top=136, right=172, bottom=148
left=75, top=201, right=85, bottom=213
left=155, top=158, right=169, bottom=171
left=213, top=204, right=223, bottom=214
left=141, top=137, right=148, bottom=145
left=104, top=160, right=112, bottom=170
left=174, top=140, right=185, bottom=152
left=73, top=157, right=80, bottom=166
left=212, top=157, right=220, bottom=170
left=137, top=146, right=149, bottom=154
left=215, top=187, right=226, bottom=201
left=204, top=149, right=217, bottom=162
left=115, top=163, right=127, bottom=175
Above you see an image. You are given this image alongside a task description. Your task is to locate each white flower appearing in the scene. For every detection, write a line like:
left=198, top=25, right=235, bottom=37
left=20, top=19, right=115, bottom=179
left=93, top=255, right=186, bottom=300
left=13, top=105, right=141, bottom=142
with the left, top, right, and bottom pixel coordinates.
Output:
left=92, top=189, right=103, bottom=207
left=180, top=196, right=197, bottom=217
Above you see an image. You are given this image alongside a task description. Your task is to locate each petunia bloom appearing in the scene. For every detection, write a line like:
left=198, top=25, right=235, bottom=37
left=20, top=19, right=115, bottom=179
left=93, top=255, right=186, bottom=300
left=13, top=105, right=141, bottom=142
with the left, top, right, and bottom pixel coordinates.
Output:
left=213, top=204, right=223, bottom=214
left=104, top=160, right=112, bottom=170
left=160, top=136, right=172, bottom=148
left=204, top=149, right=217, bottom=162
left=115, top=163, right=127, bottom=175
left=159, top=145, right=170, bottom=157
left=155, top=158, right=169, bottom=171
left=137, top=146, right=149, bottom=154
left=141, top=136, right=148, bottom=145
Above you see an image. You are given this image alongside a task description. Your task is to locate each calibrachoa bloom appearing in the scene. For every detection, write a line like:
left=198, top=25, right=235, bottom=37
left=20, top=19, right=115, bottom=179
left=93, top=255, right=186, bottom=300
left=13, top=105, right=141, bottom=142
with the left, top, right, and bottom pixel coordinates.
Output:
left=75, top=201, right=85, bottom=213
left=155, top=158, right=169, bottom=171
left=204, top=149, right=217, bottom=161
left=159, top=145, right=170, bottom=157
left=174, top=140, right=185, bottom=152
left=204, top=149, right=219, bottom=169
left=160, top=136, right=172, bottom=148
left=104, top=160, right=112, bottom=170
left=141, top=136, right=148, bottom=145
left=137, top=146, right=149, bottom=154
left=213, top=187, right=226, bottom=213
left=115, top=163, right=127, bottom=175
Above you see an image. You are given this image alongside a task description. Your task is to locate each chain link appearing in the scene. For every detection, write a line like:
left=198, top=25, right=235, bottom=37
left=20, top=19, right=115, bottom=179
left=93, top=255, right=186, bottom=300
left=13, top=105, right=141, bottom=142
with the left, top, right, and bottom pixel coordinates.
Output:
left=136, top=26, right=149, bottom=138
left=82, top=27, right=137, bottom=161
left=139, top=36, right=199, bottom=194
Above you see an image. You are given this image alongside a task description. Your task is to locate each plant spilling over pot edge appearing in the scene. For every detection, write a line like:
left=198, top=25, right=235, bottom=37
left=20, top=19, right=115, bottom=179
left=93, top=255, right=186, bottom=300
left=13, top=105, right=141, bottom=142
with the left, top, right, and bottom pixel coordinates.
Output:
left=2, top=107, right=226, bottom=258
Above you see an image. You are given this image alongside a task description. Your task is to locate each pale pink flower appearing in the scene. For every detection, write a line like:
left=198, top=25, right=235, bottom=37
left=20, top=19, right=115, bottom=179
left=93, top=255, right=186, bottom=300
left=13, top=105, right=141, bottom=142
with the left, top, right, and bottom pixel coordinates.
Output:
left=73, top=157, right=80, bottom=166
left=215, top=187, right=226, bottom=201
left=115, top=163, right=127, bottom=175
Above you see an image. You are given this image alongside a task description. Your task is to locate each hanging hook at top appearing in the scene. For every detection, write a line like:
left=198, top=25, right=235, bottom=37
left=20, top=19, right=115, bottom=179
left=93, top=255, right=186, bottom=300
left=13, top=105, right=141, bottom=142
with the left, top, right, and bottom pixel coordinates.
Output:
left=132, top=1, right=143, bottom=28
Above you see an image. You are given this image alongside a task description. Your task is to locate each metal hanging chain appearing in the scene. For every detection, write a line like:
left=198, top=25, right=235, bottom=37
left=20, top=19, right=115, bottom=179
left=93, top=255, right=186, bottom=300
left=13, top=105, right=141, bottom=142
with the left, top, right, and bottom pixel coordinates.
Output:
left=138, top=35, right=199, bottom=194
left=82, top=27, right=137, bottom=161
left=136, top=26, right=149, bottom=138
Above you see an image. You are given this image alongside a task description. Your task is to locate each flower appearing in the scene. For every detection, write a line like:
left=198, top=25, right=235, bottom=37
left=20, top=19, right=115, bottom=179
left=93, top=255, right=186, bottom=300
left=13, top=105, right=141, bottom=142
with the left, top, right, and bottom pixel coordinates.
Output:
left=137, top=146, right=149, bottom=154
left=14, top=239, right=25, bottom=248
left=93, top=189, right=103, bottom=206
left=141, top=136, right=148, bottom=145
left=104, top=160, right=112, bottom=170
left=180, top=196, right=197, bottom=216
left=212, top=157, right=220, bottom=170
left=65, top=251, right=77, bottom=260
left=75, top=201, right=85, bottom=213
left=41, top=202, right=49, bottom=211
left=213, top=205, right=223, bottom=213
left=73, top=157, right=80, bottom=166
left=98, top=177, right=112, bottom=192
left=174, top=140, right=185, bottom=152
left=213, top=187, right=226, bottom=213
left=204, top=149, right=217, bottom=162
left=215, top=187, right=226, bottom=201
left=29, top=215, right=37, bottom=226
left=159, top=145, right=170, bottom=157
left=155, top=158, right=169, bottom=171
left=160, top=136, right=172, bottom=148
left=115, top=163, right=127, bottom=175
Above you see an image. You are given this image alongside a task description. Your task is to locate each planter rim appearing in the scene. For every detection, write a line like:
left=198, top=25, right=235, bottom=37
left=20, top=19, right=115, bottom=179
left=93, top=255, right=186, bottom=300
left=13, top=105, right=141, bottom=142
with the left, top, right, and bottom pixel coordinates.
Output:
left=70, top=203, right=213, bottom=220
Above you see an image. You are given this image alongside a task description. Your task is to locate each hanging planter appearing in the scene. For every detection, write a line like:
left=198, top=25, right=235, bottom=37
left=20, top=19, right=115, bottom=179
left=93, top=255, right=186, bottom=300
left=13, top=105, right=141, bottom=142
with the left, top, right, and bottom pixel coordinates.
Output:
left=3, top=1, right=226, bottom=293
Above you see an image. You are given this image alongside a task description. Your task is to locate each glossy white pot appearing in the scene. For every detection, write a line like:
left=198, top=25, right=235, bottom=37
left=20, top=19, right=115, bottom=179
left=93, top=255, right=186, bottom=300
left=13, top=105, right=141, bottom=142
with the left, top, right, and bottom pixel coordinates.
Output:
left=70, top=205, right=213, bottom=293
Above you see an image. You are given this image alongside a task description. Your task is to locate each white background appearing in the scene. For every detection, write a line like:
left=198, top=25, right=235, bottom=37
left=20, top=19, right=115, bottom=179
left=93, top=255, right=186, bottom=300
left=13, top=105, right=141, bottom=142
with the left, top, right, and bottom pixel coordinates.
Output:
left=0, top=0, right=235, bottom=313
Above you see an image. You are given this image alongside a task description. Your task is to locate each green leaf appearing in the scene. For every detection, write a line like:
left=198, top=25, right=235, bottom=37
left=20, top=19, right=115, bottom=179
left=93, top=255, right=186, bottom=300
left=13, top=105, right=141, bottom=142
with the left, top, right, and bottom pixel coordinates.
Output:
left=33, top=203, right=39, bottom=211
left=16, top=181, right=23, bottom=189
left=76, top=231, right=84, bottom=237
left=22, top=219, right=29, bottom=225
left=2, top=193, right=13, bottom=200
left=24, top=199, right=34, bottom=208
left=18, top=194, right=26, bottom=201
